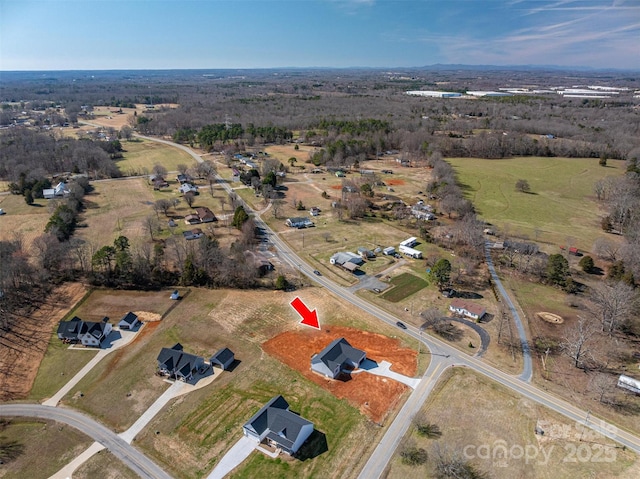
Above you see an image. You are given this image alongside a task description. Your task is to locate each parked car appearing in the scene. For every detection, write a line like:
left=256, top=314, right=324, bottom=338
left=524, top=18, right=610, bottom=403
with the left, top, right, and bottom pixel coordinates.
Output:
left=396, top=321, right=407, bottom=329
left=170, top=290, right=180, bottom=300
left=0, top=208, right=5, bottom=215
left=313, top=270, right=322, bottom=276
left=373, top=288, right=381, bottom=293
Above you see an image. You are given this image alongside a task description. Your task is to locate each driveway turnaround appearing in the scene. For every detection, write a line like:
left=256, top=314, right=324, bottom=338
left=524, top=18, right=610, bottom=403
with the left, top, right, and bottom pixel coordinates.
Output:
left=206, top=436, right=256, bottom=479
left=354, top=359, right=421, bottom=389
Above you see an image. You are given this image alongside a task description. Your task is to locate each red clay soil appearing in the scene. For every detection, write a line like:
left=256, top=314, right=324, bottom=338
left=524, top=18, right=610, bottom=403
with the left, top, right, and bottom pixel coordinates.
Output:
left=262, top=326, right=417, bottom=424
left=0, top=282, right=87, bottom=400
left=385, top=179, right=406, bottom=186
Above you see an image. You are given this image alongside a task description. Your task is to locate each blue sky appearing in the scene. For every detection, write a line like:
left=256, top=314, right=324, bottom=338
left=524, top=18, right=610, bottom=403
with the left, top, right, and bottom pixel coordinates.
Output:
left=1, top=0, right=638, bottom=71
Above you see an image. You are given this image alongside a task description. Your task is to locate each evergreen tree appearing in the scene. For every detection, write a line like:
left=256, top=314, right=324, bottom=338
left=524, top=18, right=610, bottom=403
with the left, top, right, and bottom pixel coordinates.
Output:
left=231, top=206, right=249, bottom=229
left=546, top=254, right=570, bottom=287
left=430, top=258, right=452, bottom=291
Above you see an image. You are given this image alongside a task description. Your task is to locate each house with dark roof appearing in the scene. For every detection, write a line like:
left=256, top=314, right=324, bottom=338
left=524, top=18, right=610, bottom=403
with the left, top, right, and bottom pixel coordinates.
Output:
left=449, top=299, right=486, bottom=320
left=184, top=214, right=201, bottom=225
left=183, top=228, right=204, bottom=240
left=156, top=343, right=206, bottom=381
left=329, top=252, right=364, bottom=273
left=242, top=395, right=314, bottom=455
left=56, top=316, right=112, bottom=347
left=311, top=338, right=366, bottom=379
left=118, top=312, right=140, bottom=330
left=195, top=207, right=217, bottom=223
left=210, top=347, right=235, bottom=370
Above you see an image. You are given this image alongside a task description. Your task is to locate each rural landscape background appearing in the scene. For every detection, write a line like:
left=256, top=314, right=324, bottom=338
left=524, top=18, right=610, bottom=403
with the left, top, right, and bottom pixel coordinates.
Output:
left=0, top=65, right=639, bottom=479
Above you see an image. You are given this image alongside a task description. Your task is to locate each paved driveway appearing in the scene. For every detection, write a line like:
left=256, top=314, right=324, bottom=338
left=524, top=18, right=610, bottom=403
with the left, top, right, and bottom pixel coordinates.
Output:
left=354, top=359, right=421, bottom=389
left=207, top=436, right=256, bottom=479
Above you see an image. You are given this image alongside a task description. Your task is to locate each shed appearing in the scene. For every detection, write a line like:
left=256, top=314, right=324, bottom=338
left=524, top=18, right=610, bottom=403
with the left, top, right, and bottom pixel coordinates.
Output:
left=210, top=347, right=235, bottom=370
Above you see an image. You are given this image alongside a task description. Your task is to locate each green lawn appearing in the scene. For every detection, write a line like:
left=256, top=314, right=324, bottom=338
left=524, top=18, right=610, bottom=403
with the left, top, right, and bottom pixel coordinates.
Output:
left=447, top=157, right=625, bottom=250
left=115, top=139, right=197, bottom=176
left=381, top=272, right=429, bottom=302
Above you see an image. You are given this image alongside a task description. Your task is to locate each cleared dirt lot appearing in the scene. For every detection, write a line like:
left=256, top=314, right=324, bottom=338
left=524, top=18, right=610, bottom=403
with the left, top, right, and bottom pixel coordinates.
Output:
left=0, top=282, right=87, bottom=401
left=263, top=326, right=417, bottom=424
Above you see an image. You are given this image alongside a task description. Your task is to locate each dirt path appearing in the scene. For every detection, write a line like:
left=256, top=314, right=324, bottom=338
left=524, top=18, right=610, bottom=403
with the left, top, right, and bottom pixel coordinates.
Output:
left=0, top=283, right=87, bottom=400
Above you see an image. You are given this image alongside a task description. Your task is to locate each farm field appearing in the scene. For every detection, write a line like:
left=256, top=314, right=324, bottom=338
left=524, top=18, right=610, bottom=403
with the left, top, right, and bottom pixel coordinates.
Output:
left=0, top=192, right=50, bottom=248
left=385, top=368, right=639, bottom=479
left=52, top=285, right=421, bottom=479
left=447, top=156, right=625, bottom=251
left=381, top=272, right=429, bottom=302
left=78, top=177, right=156, bottom=248
left=0, top=418, right=93, bottom=479
left=115, top=138, right=196, bottom=176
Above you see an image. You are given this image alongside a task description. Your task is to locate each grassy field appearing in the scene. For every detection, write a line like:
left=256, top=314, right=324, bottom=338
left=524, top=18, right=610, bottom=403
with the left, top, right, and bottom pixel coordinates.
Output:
left=0, top=192, right=50, bottom=248
left=115, top=138, right=196, bottom=176
left=0, top=418, right=93, bottom=479
left=29, top=289, right=177, bottom=402
left=28, top=333, right=99, bottom=401
left=381, top=272, right=429, bottom=302
left=447, top=156, right=625, bottom=251
left=50, top=286, right=421, bottom=479
left=385, top=368, right=638, bottom=479
left=73, top=450, right=139, bottom=479
left=78, top=177, right=156, bottom=248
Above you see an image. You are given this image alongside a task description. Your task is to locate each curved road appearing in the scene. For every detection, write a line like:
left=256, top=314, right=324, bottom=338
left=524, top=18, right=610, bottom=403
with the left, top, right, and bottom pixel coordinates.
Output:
left=127, top=135, right=640, bottom=476
left=0, top=404, right=172, bottom=479
left=485, top=244, right=532, bottom=381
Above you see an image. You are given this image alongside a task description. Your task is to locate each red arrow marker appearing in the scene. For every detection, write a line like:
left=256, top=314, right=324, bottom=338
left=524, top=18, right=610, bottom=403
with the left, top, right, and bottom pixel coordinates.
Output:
left=290, top=297, right=320, bottom=330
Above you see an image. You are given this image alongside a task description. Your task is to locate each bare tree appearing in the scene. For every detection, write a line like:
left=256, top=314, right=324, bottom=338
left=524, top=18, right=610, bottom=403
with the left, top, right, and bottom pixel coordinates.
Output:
left=589, top=280, right=637, bottom=334
left=420, top=307, right=441, bottom=329
left=120, top=125, right=133, bottom=141
left=177, top=163, right=189, bottom=175
left=152, top=163, right=168, bottom=177
left=515, top=179, right=531, bottom=193
left=184, top=191, right=196, bottom=208
left=588, top=372, right=616, bottom=404
left=561, top=316, right=598, bottom=369
left=272, top=198, right=285, bottom=219
left=154, top=199, right=172, bottom=217
left=144, top=215, right=160, bottom=241
left=592, top=237, right=622, bottom=262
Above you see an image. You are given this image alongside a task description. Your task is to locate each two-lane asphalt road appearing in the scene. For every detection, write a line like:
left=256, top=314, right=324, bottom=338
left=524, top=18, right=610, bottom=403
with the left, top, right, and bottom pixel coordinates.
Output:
left=0, top=404, right=172, bottom=479
left=129, top=135, right=640, bottom=477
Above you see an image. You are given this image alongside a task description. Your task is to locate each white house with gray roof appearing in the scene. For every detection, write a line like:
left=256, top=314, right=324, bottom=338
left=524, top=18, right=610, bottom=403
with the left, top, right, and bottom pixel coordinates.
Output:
left=242, top=395, right=314, bottom=455
left=311, top=337, right=366, bottom=379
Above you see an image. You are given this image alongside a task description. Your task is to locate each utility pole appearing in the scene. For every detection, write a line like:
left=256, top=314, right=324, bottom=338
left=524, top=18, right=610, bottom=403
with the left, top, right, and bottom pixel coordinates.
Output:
left=579, top=410, right=591, bottom=442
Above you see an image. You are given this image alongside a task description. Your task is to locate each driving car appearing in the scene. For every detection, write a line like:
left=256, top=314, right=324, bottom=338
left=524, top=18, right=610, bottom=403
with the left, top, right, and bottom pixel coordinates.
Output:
left=396, top=321, right=407, bottom=329
left=313, top=270, right=322, bottom=276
